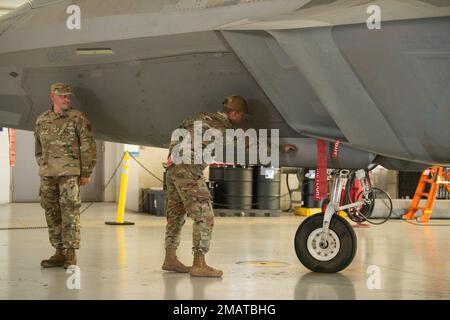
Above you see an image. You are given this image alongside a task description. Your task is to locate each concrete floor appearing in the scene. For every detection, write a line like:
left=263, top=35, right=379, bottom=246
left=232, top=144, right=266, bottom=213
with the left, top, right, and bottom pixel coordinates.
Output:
left=1, top=202, right=450, bottom=300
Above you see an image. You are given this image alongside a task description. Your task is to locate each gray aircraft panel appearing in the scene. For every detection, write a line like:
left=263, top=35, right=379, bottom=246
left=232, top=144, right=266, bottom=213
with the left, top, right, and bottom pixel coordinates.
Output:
left=333, top=17, right=450, bottom=163
left=0, top=30, right=229, bottom=68
left=219, top=0, right=450, bottom=30
left=0, top=0, right=305, bottom=53
left=9, top=35, right=300, bottom=146
left=270, top=27, right=412, bottom=158
left=221, top=15, right=450, bottom=166
left=221, top=30, right=345, bottom=139
left=279, top=137, right=376, bottom=169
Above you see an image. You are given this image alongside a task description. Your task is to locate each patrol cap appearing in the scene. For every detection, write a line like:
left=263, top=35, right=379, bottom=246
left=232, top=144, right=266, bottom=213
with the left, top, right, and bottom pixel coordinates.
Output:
left=50, top=83, right=73, bottom=96
left=223, top=95, right=248, bottom=114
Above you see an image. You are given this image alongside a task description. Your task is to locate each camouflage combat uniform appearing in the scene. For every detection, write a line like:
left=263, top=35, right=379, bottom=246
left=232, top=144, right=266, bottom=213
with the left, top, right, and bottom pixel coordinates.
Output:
left=35, top=107, right=96, bottom=250
left=165, top=112, right=232, bottom=254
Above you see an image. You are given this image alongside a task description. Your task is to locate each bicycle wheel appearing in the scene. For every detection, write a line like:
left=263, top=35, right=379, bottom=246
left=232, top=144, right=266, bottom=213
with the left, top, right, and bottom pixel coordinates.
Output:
left=344, top=170, right=374, bottom=223
left=355, top=187, right=393, bottom=225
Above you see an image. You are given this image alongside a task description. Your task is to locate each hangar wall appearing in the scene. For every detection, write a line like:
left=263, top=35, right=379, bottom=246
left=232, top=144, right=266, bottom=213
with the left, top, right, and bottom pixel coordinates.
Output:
left=137, top=146, right=167, bottom=190
left=103, top=141, right=117, bottom=202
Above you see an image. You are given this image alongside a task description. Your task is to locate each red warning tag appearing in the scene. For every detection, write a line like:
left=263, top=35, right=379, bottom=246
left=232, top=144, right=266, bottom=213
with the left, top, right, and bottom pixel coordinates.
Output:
left=314, top=139, right=328, bottom=201
left=332, top=139, right=342, bottom=160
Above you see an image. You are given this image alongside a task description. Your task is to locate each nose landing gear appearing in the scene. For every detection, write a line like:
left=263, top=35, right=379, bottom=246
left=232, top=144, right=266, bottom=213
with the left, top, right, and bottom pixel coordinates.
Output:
left=294, top=169, right=360, bottom=273
left=295, top=212, right=356, bottom=273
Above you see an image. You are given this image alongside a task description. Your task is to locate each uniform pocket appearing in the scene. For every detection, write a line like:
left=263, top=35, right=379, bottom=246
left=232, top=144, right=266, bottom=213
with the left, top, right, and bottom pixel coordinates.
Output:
left=60, top=176, right=81, bottom=208
left=175, top=179, right=211, bottom=202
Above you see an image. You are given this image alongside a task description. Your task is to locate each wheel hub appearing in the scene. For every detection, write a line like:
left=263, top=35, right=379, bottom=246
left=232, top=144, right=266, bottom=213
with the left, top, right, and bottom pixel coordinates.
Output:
left=307, top=228, right=340, bottom=262
left=319, top=240, right=329, bottom=249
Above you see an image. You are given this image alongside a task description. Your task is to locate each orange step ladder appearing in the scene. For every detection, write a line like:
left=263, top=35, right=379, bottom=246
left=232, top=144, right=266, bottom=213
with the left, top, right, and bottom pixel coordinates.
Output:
left=403, top=166, right=450, bottom=223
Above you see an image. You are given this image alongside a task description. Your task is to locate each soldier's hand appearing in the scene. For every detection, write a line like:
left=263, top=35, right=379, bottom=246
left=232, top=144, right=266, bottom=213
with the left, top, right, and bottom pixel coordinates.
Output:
left=79, top=177, right=91, bottom=186
left=164, top=155, right=174, bottom=168
left=282, top=144, right=297, bottom=154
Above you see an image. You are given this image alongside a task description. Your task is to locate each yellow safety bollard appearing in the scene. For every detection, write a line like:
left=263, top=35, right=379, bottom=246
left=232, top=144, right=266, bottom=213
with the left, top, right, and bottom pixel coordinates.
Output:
left=106, top=151, right=135, bottom=226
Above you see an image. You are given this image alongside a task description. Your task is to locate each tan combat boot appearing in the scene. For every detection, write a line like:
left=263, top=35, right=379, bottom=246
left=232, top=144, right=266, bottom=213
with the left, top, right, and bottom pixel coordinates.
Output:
left=162, top=248, right=191, bottom=273
left=64, top=249, right=77, bottom=269
left=41, top=249, right=66, bottom=268
left=190, top=253, right=223, bottom=278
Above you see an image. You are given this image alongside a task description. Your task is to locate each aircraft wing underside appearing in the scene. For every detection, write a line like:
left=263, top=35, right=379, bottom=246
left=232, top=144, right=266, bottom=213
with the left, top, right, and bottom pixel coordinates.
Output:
left=217, top=0, right=450, bottom=165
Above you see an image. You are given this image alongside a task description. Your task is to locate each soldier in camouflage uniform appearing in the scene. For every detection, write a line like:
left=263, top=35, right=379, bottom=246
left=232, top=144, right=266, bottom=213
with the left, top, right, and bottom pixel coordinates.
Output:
left=162, top=95, right=248, bottom=277
left=35, top=83, right=97, bottom=269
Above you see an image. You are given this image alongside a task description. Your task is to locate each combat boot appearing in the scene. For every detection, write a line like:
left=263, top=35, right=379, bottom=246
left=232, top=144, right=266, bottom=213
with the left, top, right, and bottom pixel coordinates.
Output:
left=190, top=253, right=223, bottom=278
left=41, top=249, right=66, bottom=268
left=162, top=248, right=191, bottom=273
left=64, top=249, right=77, bottom=269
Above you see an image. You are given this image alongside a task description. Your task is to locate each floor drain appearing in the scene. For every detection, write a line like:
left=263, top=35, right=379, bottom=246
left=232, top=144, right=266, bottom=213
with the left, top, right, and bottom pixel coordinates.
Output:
left=236, top=261, right=290, bottom=267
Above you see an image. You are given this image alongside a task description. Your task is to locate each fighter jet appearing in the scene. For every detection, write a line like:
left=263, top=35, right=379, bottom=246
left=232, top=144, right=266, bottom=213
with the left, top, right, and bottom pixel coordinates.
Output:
left=0, top=0, right=449, bottom=273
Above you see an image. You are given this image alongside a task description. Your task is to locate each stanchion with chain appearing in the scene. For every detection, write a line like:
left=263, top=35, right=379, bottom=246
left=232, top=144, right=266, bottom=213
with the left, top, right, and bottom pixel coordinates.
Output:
left=105, top=151, right=135, bottom=226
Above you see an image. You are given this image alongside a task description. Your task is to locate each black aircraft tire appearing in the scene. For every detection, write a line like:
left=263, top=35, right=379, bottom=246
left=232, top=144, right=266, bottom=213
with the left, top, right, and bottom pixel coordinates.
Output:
left=294, top=213, right=357, bottom=273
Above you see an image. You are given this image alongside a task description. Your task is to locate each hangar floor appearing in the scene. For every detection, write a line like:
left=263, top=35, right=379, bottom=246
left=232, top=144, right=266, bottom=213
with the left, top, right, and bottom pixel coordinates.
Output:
left=1, top=203, right=450, bottom=300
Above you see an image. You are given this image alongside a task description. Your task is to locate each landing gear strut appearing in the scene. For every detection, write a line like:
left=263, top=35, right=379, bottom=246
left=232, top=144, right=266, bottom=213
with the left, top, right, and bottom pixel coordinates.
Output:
left=294, top=169, right=363, bottom=273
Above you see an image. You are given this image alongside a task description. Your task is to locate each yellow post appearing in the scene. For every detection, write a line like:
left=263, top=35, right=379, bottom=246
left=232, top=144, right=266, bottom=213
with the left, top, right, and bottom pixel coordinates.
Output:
left=116, top=151, right=130, bottom=223
left=106, top=151, right=135, bottom=226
